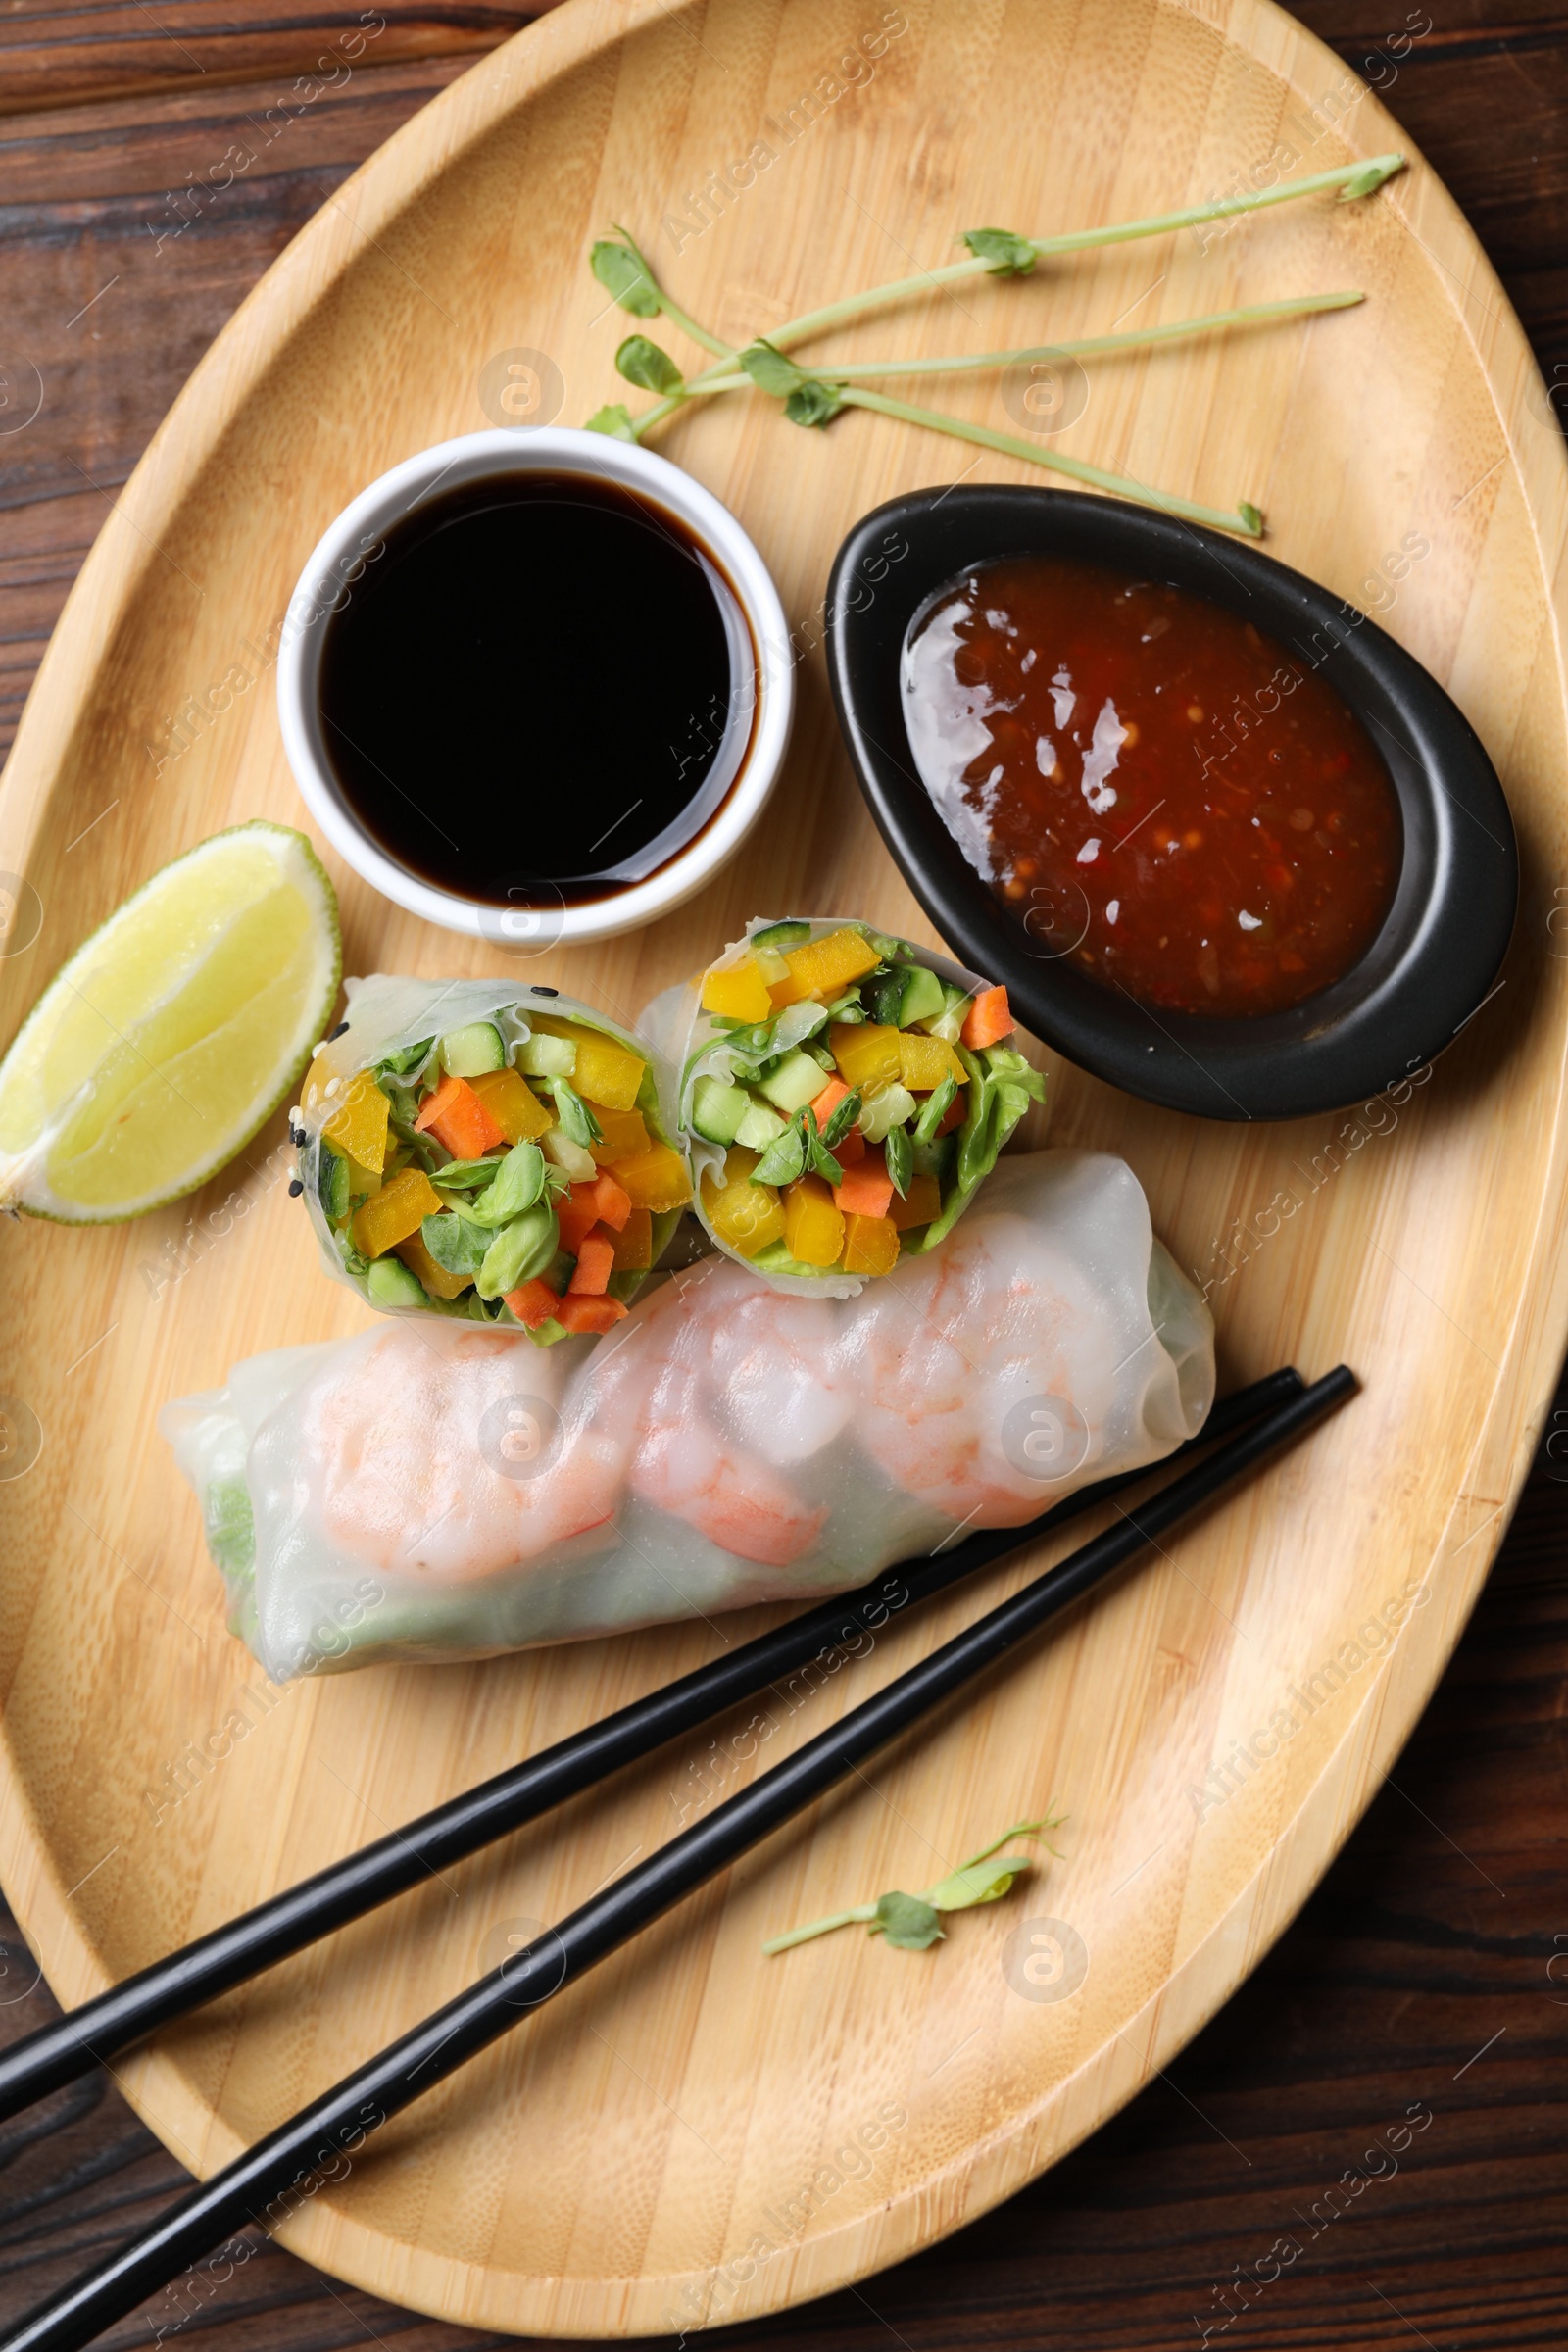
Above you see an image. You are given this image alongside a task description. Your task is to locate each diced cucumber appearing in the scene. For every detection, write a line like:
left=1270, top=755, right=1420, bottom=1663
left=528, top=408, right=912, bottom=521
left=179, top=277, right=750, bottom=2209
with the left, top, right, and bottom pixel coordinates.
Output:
left=541, top=1125, right=597, bottom=1182
left=691, top=1075, right=751, bottom=1145
left=911, top=1135, right=955, bottom=1183
left=898, top=964, right=946, bottom=1027
left=751, top=918, right=812, bottom=950
left=759, top=1049, right=828, bottom=1113
left=516, top=1034, right=577, bottom=1078
left=918, top=983, right=971, bottom=1045
left=863, top=968, right=906, bottom=1027
left=735, top=1101, right=788, bottom=1152
left=368, top=1256, right=426, bottom=1307
left=440, top=1021, right=505, bottom=1078
left=859, top=1082, right=917, bottom=1143
left=318, top=1143, right=350, bottom=1225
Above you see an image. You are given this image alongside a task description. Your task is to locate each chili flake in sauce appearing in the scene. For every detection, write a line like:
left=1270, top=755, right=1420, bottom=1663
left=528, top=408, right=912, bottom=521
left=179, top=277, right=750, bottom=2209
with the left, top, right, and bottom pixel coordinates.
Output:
left=902, top=555, right=1401, bottom=1018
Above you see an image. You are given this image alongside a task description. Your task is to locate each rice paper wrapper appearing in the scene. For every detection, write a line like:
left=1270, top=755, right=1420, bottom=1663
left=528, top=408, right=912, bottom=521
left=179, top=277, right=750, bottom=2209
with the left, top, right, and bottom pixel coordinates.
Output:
left=294, top=973, right=681, bottom=1333
left=640, top=916, right=1047, bottom=1299
left=163, top=1151, right=1213, bottom=1680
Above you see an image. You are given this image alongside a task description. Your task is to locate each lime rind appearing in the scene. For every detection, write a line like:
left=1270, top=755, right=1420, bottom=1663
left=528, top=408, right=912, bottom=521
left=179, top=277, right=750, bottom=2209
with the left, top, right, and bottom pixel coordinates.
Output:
left=0, top=821, right=341, bottom=1224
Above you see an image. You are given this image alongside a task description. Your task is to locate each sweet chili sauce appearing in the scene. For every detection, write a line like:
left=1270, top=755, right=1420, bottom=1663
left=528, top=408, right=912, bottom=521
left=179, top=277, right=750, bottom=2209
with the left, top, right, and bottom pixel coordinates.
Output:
left=902, top=554, right=1402, bottom=1018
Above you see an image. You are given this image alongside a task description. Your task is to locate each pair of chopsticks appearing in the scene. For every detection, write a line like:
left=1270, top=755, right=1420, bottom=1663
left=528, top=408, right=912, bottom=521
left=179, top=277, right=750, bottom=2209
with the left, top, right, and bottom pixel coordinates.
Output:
left=2, top=1362, right=1351, bottom=2352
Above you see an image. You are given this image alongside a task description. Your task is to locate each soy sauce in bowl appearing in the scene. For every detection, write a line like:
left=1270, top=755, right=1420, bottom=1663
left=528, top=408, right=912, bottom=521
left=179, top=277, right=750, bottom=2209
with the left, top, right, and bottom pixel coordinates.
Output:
left=316, top=470, right=757, bottom=906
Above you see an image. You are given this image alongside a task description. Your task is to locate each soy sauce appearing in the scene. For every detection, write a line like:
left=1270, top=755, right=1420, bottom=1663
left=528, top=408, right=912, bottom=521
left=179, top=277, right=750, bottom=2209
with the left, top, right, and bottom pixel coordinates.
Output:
left=317, top=471, right=757, bottom=904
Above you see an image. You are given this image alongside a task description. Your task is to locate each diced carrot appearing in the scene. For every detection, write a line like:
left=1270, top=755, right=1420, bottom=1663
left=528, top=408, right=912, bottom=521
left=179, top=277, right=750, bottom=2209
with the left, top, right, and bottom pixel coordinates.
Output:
left=555, top=1293, right=629, bottom=1335
left=809, top=1074, right=852, bottom=1127
left=937, top=1088, right=967, bottom=1135
left=578, top=1170, right=631, bottom=1233
left=567, top=1232, right=616, bottom=1295
left=835, top=1129, right=866, bottom=1167
left=557, top=1191, right=601, bottom=1254
left=612, top=1202, right=654, bottom=1272
left=414, top=1072, right=507, bottom=1158
left=960, top=985, right=1013, bottom=1049
left=412, top=1072, right=464, bottom=1132
left=833, top=1147, right=895, bottom=1220
left=504, top=1276, right=563, bottom=1330
left=889, top=1172, right=942, bottom=1231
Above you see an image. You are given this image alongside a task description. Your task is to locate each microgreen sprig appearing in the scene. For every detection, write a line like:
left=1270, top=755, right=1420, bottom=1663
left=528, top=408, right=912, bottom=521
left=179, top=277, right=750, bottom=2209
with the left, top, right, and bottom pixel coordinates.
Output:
left=584, top=154, right=1404, bottom=533
left=762, top=1814, right=1064, bottom=1955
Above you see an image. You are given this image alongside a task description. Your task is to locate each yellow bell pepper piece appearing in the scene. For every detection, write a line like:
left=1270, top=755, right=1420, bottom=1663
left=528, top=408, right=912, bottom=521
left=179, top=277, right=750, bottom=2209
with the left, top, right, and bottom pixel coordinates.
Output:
left=612, top=1142, right=693, bottom=1213
left=828, top=1022, right=902, bottom=1094
left=782, top=1173, right=845, bottom=1268
left=394, top=1225, right=472, bottom=1299
left=889, top=1172, right=943, bottom=1232
left=782, top=927, right=882, bottom=1002
left=351, top=1165, right=442, bottom=1258
left=701, top=1156, right=786, bottom=1258
left=523, top=1017, right=645, bottom=1108
left=897, top=1031, right=968, bottom=1093
left=589, top=1105, right=650, bottom=1164
left=611, top=1202, right=654, bottom=1272
left=469, top=1065, right=552, bottom=1144
left=301, top=1049, right=336, bottom=1121
left=320, top=1070, right=390, bottom=1173
left=842, top=1211, right=900, bottom=1276
left=572, top=1033, right=647, bottom=1113
left=701, top=959, right=774, bottom=1023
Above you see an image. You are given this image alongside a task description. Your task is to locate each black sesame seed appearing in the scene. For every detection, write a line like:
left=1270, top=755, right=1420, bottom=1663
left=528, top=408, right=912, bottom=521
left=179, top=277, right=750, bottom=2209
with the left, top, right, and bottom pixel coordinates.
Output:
left=530, top=986, right=559, bottom=998
left=327, top=1020, right=350, bottom=1040
left=287, top=1179, right=304, bottom=1198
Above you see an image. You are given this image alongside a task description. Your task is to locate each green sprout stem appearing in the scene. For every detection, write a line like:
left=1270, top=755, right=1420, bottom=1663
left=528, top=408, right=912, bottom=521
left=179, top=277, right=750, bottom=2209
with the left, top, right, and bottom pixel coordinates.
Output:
left=685, top=291, right=1362, bottom=394
left=834, top=385, right=1262, bottom=534
left=611, top=220, right=734, bottom=359
left=679, top=153, right=1401, bottom=380
left=762, top=1815, right=1062, bottom=1956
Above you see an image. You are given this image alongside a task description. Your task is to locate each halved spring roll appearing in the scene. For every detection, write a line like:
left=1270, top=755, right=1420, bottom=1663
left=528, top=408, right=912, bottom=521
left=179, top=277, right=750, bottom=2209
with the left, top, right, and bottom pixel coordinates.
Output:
left=294, top=974, right=690, bottom=1340
left=642, top=917, right=1047, bottom=1297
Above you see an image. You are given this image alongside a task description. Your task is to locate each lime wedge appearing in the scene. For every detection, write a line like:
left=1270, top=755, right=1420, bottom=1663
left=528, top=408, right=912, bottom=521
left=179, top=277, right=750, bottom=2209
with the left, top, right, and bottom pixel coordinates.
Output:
left=0, top=821, right=340, bottom=1223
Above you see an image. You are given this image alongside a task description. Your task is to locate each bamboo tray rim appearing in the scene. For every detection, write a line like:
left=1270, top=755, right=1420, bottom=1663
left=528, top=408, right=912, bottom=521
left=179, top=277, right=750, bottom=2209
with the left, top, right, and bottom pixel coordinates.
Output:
left=2, top=0, right=1566, bottom=2331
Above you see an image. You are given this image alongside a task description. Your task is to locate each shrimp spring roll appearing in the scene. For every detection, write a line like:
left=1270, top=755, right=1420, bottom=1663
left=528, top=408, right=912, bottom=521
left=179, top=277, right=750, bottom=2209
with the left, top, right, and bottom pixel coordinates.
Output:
left=164, top=1152, right=1212, bottom=1680
left=643, top=917, right=1046, bottom=1297
left=294, top=974, right=690, bottom=1340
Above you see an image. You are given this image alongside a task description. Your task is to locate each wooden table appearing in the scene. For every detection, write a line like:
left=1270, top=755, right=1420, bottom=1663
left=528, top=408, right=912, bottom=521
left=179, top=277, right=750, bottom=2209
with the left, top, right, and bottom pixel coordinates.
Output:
left=2, top=4, right=1565, bottom=2344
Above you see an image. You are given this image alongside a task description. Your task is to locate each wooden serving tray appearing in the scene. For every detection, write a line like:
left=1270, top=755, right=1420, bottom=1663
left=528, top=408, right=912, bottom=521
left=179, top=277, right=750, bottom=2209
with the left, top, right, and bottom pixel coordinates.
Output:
left=2, top=0, right=1565, bottom=2333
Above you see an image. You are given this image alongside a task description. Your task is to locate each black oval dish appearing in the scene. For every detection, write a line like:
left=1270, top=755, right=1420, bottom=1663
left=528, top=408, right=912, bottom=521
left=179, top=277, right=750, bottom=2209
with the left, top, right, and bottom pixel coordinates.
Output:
left=824, top=487, right=1517, bottom=1121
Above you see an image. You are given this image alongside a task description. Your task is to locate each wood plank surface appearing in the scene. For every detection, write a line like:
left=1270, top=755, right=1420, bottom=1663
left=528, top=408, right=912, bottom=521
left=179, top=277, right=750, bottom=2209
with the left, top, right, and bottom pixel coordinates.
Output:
left=0, top=1, right=1565, bottom=2346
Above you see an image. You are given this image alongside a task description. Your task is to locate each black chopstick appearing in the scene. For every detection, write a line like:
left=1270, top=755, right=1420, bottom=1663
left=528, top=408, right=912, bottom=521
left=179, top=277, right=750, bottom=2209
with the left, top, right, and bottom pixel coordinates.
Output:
left=3, top=1366, right=1352, bottom=2352
left=0, top=1367, right=1302, bottom=2129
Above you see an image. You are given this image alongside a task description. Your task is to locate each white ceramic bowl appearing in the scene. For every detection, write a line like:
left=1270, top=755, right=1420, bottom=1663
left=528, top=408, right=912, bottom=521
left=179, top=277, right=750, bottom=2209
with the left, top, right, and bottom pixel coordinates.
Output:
left=275, top=427, right=794, bottom=946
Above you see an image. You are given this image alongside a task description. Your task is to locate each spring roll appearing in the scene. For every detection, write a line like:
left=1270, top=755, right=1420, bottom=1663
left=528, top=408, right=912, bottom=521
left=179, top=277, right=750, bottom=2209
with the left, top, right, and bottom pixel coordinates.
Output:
left=164, top=1152, right=1213, bottom=1680
left=640, top=917, right=1046, bottom=1298
left=293, top=974, right=690, bottom=1341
